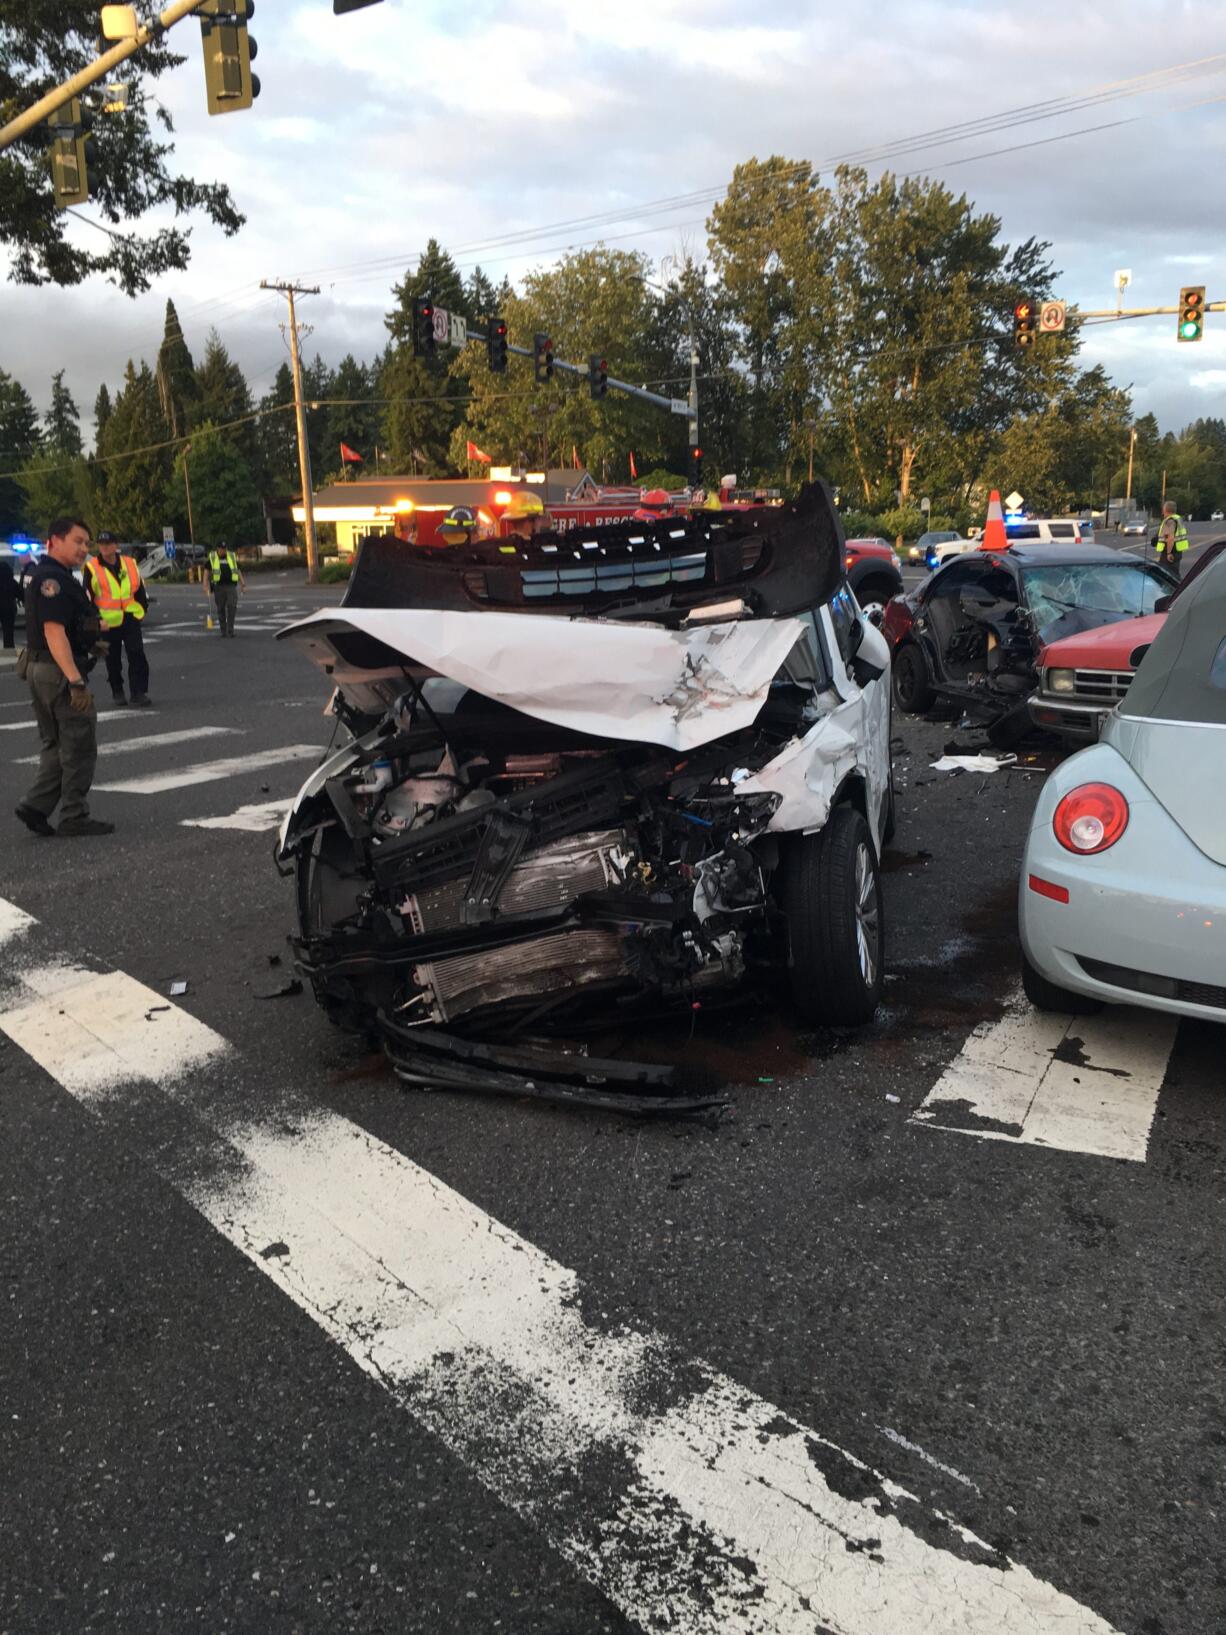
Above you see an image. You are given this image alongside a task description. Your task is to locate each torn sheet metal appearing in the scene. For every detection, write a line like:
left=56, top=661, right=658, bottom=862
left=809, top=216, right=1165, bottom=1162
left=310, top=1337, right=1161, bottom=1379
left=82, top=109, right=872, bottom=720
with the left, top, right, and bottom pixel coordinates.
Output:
left=279, top=609, right=805, bottom=753
left=736, top=715, right=860, bottom=834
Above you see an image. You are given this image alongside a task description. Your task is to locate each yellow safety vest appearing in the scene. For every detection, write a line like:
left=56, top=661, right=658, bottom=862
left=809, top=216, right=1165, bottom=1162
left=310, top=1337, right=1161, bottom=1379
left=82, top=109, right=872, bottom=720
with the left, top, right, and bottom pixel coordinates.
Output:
left=1163, top=513, right=1189, bottom=553
left=86, top=555, right=144, bottom=628
left=208, top=549, right=239, bottom=579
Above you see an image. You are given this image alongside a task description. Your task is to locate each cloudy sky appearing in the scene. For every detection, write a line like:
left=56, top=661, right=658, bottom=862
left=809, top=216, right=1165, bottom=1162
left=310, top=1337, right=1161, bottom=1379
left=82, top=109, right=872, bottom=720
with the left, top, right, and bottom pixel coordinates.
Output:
left=4, top=0, right=1225, bottom=442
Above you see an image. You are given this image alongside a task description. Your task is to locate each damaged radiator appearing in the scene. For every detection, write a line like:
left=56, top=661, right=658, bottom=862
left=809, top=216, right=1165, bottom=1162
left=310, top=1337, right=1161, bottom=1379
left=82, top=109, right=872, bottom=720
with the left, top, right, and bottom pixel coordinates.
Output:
left=400, top=828, right=629, bottom=931
left=414, top=929, right=629, bottom=1023
left=406, top=828, right=633, bottom=1022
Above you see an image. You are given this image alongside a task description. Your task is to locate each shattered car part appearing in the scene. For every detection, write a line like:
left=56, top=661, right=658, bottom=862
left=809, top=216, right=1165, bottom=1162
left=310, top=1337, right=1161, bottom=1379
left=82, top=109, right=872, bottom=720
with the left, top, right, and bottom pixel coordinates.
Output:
left=277, top=482, right=892, bottom=1114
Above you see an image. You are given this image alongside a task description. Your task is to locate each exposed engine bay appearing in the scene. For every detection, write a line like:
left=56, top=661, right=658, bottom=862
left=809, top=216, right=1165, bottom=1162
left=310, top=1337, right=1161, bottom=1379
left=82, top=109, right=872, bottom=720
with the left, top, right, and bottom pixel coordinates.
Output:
left=276, top=483, right=892, bottom=1115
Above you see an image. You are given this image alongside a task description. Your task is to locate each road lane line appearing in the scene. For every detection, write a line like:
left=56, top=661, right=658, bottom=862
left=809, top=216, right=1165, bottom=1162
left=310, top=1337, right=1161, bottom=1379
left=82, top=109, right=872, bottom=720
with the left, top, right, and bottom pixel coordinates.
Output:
left=180, top=799, right=288, bottom=832
left=94, top=743, right=321, bottom=795
left=0, top=708, right=158, bottom=732
left=0, top=900, right=1122, bottom=1635
left=0, top=899, right=35, bottom=947
left=14, top=726, right=236, bottom=765
left=910, top=990, right=1177, bottom=1161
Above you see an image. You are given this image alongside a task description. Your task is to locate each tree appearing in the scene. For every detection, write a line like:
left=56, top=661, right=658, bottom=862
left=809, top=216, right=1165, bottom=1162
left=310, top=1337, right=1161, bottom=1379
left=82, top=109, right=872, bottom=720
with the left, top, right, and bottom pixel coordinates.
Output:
left=155, top=299, right=197, bottom=439
left=20, top=369, right=88, bottom=530
left=170, top=421, right=261, bottom=544
left=45, top=369, right=82, bottom=454
left=822, top=168, right=1076, bottom=511
left=0, top=368, right=40, bottom=531
left=321, top=354, right=378, bottom=482
left=94, top=382, right=112, bottom=438
left=452, top=246, right=671, bottom=480
left=707, top=157, right=834, bottom=484
left=646, top=257, right=747, bottom=484
left=95, top=359, right=170, bottom=539
left=381, top=240, right=470, bottom=474
left=255, top=363, right=299, bottom=493
left=465, top=265, right=498, bottom=320
left=0, top=2, right=244, bottom=294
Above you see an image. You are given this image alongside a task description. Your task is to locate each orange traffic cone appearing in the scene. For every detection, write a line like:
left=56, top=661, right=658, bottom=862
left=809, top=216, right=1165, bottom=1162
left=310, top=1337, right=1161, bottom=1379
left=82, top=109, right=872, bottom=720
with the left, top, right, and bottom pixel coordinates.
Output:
left=979, top=489, right=1008, bottom=552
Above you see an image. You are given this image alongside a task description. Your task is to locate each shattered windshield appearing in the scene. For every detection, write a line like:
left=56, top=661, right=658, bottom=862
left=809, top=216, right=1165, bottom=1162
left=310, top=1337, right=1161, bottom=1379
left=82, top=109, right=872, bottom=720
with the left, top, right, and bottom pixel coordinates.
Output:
left=1022, top=562, right=1168, bottom=644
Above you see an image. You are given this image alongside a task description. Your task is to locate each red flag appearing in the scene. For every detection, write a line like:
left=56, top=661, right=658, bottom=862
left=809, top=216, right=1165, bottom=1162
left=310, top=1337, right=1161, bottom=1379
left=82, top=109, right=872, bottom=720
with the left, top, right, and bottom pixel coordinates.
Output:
left=572, top=444, right=580, bottom=470
left=466, top=439, right=492, bottom=463
left=629, top=450, right=638, bottom=480
left=339, top=442, right=362, bottom=464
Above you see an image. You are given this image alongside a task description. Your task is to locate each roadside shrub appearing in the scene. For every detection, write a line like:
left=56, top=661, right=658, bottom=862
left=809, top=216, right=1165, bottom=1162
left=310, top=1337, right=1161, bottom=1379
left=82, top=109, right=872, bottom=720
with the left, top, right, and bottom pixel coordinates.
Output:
left=317, top=559, right=353, bottom=584
left=876, top=505, right=927, bottom=543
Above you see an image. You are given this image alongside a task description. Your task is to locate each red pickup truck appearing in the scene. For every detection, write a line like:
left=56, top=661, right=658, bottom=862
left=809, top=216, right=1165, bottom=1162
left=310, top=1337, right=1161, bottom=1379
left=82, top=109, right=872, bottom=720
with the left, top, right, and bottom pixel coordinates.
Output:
left=1028, top=540, right=1225, bottom=741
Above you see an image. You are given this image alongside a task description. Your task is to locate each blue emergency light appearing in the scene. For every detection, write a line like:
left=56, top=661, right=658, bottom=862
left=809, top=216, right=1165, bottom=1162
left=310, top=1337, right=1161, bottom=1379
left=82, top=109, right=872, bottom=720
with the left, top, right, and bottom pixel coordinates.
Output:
left=7, top=534, right=39, bottom=553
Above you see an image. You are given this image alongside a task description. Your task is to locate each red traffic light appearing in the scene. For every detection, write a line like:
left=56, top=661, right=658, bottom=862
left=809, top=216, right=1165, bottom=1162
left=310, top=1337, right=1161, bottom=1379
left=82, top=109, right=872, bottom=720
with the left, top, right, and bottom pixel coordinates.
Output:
left=1014, top=301, right=1033, bottom=320
left=1184, top=290, right=1203, bottom=309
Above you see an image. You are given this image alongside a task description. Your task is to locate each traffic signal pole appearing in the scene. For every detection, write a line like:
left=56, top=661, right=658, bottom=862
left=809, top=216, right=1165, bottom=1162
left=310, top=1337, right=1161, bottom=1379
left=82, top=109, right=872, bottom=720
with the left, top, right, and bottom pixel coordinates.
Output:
left=0, top=0, right=207, bottom=151
left=466, top=330, right=694, bottom=421
left=262, top=279, right=321, bottom=584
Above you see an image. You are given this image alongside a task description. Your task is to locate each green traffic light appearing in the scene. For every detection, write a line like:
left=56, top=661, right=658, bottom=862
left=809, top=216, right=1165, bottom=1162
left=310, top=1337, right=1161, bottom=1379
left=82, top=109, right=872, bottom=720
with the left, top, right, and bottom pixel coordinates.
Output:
left=1180, top=319, right=1201, bottom=340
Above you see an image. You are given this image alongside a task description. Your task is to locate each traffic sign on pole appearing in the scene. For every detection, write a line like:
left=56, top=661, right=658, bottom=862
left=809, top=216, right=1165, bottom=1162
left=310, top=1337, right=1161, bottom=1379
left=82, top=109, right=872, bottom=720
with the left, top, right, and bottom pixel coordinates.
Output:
left=1039, top=300, right=1066, bottom=333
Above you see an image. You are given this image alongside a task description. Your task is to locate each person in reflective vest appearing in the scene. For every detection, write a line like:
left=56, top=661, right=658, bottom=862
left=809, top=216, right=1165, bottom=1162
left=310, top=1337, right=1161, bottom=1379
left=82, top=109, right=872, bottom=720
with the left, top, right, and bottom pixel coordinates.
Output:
left=203, top=541, right=245, bottom=637
left=1158, top=502, right=1190, bottom=579
left=84, top=532, right=151, bottom=707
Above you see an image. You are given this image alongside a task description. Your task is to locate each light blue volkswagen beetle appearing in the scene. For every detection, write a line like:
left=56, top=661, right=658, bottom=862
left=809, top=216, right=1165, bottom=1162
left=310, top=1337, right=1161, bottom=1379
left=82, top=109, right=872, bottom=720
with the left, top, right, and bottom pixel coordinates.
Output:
left=1019, top=552, right=1226, bottom=1022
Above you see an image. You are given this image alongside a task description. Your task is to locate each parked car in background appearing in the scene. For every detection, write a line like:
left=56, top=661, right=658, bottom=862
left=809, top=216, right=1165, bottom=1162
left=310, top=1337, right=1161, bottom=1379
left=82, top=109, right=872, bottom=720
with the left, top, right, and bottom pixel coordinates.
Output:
left=916, top=529, right=966, bottom=568
left=1028, top=540, right=1226, bottom=742
left=843, top=537, right=903, bottom=622
left=1019, top=551, right=1226, bottom=1022
left=1212, top=509, right=1224, bottom=521
left=1120, top=519, right=1147, bottom=537
left=884, top=544, right=1175, bottom=744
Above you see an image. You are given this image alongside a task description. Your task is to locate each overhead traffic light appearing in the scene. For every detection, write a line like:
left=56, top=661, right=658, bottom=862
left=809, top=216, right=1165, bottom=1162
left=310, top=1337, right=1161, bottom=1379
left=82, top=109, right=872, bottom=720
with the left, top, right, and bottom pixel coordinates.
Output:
left=47, top=97, right=93, bottom=208
left=487, top=317, right=508, bottom=373
left=1178, top=285, right=1205, bottom=343
left=688, top=445, right=703, bottom=486
left=588, top=356, right=608, bottom=399
left=333, top=0, right=384, bottom=10
left=1013, top=298, right=1037, bottom=348
left=533, top=333, right=554, bottom=384
left=198, top=0, right=259, bottom=116
left=412, top=296, right=436, bottom=358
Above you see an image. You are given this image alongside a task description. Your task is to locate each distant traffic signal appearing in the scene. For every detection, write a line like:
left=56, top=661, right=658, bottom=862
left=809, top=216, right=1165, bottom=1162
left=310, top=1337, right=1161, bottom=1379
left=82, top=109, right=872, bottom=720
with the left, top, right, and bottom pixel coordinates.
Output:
left=198, top=0, right=259, bottom=116
left=412, top=296, right=436, bottom=358
left=588, top=356, right=608, bottom=399
left=487, top=317, right=508, bottom=373
left=1013, top=298, right=1037, bottom=348
left=47, top=97, right=93, bottom=208
left=688, top=445, right=703, bottom=486
left=1178, top=285, right=1205, bottom=344
left=333, top=0, right=384, bottom=10
left=534, top=333, right=554, bottom=384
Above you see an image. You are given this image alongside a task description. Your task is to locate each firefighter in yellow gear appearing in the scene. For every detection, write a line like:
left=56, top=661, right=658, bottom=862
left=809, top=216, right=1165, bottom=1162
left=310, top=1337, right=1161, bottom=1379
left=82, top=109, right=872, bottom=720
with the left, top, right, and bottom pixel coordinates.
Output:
left=84, top=532, right=151, bottom=706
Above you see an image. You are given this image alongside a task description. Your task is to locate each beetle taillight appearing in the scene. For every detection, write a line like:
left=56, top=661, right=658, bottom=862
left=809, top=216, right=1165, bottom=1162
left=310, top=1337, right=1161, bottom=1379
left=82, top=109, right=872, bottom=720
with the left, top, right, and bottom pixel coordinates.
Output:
left=1052, top=783, right=1129, bottom=855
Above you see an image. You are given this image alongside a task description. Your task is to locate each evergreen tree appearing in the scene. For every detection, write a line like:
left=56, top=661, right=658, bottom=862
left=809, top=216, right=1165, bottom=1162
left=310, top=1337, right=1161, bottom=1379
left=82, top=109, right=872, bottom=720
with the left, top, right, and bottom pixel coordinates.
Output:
left=193, top=329, right=251, bottom=433
left=301, top=353, right=335, bottom=486
left=0, top=368, right=40, bottom=532
left=96, top=360, right=171, bottom=540
left=155, top=299, right=197, bottom=439
left=170, top=422, right=262, bottom=544
left=255, top=363, right=300, bottom=493
left=45, top=370, right=83, bottom=455
left=381, top=239, right=468, bottom=474
left=94, top=383, right=112, bottom=440
left=323, top=354, right=378, bottom=481
left=465, top=265, right=498, bottom=320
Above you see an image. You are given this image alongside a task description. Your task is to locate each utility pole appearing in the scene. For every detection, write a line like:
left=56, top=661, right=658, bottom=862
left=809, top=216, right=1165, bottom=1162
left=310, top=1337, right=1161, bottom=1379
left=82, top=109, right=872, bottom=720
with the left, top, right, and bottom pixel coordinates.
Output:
left=261, top=279, right=320, bottom=583
left=182, top=441, right=196, bottom=546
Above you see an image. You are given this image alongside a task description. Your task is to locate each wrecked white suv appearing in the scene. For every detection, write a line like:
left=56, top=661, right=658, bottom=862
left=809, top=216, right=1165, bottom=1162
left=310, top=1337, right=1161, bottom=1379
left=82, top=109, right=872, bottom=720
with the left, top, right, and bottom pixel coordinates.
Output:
left=276, top=482, right=893, bottom=1112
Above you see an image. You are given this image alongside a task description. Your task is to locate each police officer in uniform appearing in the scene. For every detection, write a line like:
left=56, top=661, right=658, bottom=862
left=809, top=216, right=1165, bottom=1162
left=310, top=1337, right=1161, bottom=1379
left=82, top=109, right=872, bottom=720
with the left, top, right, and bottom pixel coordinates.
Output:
left=85, top=531, right=151, bottom=706
left=202, top=540, right=244, bottom=637
left=14, top=516, right=113, bottom=838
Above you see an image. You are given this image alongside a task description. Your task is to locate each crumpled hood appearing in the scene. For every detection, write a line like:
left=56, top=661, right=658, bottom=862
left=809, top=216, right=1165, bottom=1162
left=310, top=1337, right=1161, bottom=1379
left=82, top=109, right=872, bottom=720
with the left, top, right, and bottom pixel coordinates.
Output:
left=279, top=608, right=805, bottom=753
left=1040, top=612, right=1166, bottom=671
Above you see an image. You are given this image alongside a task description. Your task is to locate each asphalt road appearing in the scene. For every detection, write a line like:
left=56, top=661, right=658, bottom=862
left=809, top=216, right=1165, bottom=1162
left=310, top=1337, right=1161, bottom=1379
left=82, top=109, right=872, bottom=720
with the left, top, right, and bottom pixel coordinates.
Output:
left=1, top=578, right=1223, bottom=1635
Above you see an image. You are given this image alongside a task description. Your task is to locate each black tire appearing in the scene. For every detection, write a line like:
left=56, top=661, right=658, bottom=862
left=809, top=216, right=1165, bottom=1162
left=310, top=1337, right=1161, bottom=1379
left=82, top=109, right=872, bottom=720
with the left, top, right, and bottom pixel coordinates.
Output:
left=882, top=771, right=897, bottom=843
left=779, top=805, right=883, bottom=1026
left=892, top=642, right=935, bottom=714
left=1021, top=951, right=1103, bottom=1015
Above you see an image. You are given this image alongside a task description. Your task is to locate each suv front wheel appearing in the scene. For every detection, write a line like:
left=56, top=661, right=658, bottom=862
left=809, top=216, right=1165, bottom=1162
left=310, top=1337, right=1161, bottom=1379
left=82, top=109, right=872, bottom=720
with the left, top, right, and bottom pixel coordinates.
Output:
left=779, top=805, right=883, bottom=1026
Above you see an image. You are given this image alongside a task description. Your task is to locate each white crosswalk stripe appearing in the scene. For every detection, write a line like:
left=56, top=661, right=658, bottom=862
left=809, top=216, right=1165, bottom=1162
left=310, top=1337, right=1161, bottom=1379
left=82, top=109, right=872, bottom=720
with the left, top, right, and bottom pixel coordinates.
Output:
left=180, top=799, right=289, bottom=832
left=0, top=896, right=1124, bottom=1635
left=0, top=707, right=158, bottom=732
left=15, top=726, right=236, bottom=765
left=95, top=743, right=320, bottom=795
